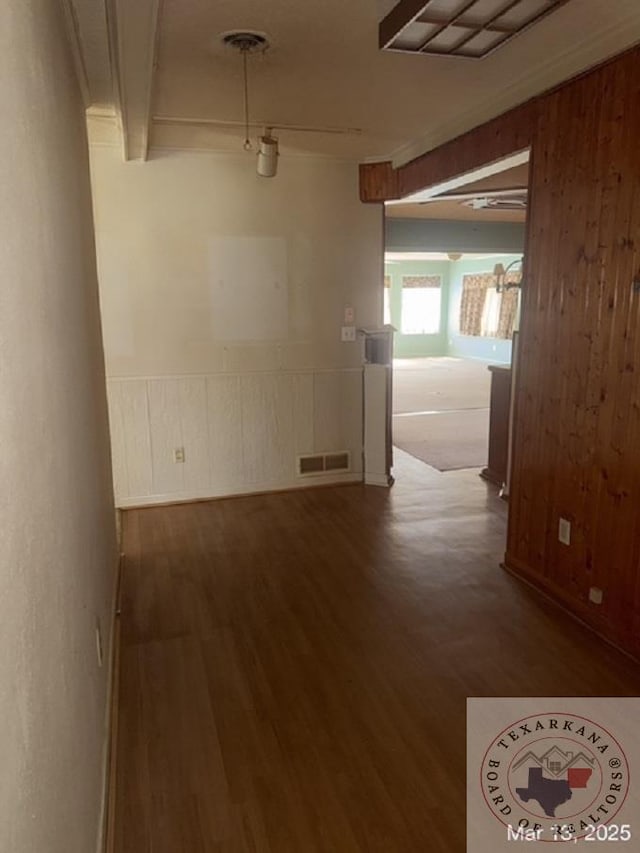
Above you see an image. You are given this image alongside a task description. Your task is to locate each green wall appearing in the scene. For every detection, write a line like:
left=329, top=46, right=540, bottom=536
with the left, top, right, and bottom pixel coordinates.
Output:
left=447, top=254, right=521, bottom=364
left=384, top=254, right=522, bottom=362
left=386, top=218, right=525, bottom=253
left=384, top=260, right=450, bottom=358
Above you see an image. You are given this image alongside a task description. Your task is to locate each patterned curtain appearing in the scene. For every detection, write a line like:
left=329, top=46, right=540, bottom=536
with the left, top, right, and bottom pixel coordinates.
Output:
left=402, top=275, right=441, bottom=289
left=460, top=275, right=489, bottom=336
left=460, top=272, right=520, bottom=340
left=497, top=289, right=518, bottom=339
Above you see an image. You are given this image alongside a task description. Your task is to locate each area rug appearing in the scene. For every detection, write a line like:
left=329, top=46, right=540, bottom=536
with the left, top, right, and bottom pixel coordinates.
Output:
left=393, top=408, right=490, bottom=472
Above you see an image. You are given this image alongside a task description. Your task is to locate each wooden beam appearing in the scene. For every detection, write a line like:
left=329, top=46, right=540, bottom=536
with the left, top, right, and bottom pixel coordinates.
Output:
left=359, top=161, right=400, bottom=203
left=108, top=0, right=163, bottom=161
left=359, top=100, right=535, bottom=204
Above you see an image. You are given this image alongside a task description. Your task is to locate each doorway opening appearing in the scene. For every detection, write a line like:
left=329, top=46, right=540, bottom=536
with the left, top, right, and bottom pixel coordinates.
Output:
left=383, top=151, right=529, bottom=487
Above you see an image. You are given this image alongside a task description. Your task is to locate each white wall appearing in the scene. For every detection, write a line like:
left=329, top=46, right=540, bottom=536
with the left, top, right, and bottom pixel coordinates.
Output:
left=90, top=147, right=383, bottom=505
left=0, top=4, right=117, bottom=852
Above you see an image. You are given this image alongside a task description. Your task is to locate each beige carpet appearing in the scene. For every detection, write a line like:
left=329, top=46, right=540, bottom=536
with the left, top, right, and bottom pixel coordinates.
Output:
left=392, top=358, right=494, bottom=471
left=393, top=357, right=491, bottom=414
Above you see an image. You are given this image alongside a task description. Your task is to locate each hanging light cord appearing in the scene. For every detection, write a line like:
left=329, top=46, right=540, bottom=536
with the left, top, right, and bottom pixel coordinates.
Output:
left=242, top=48, right=252, bottom=151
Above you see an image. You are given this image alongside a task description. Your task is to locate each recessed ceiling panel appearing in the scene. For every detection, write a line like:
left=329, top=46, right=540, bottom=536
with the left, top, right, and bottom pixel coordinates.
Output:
left=428, top=24, right=475, bottom=50
left=457, top=29, right=508, bottom=56
left=457, top=0, right=514, bottom=27
left=418, top=0, right=473, bottom=21
left=381, top=0, right=571, bottom=58
left=394, top=21, right=440, bottom=50
left=494, top=0, right=554, bottom=29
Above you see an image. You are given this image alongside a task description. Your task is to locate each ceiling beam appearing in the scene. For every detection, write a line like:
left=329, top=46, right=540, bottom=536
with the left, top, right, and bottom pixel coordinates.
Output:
left=107, top=0, right=162, bottom=161
left=387, top=150, right=531, bottom=205
left=59, top=0, right=92, bottom=108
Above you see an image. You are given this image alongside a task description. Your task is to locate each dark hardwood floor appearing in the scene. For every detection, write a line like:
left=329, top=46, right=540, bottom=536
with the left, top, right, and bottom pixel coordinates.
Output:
left=114, top=451, right=640, bottom=852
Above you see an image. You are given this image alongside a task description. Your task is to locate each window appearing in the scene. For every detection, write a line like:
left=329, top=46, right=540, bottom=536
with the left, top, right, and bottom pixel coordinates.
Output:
left=401, top=275, right=441, bottom=335
left=383, top=275, right=391, bottom=325
left=481, top=287, right=502, bottom=337
left=459, top=273, right=519, bottom=339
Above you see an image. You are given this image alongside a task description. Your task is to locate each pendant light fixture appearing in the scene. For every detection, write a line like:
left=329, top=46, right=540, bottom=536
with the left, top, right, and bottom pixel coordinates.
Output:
left=257, top=129, right=279, bottom=178
left=222, top=31, right=279, bottom=178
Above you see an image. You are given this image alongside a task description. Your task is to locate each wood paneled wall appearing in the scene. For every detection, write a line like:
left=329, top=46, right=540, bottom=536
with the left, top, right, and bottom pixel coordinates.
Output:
left=362, top=45, right=640, bottom=658
left=508, top=48, right=640, bottom=659
left=107, top=369, right=364, bottom=507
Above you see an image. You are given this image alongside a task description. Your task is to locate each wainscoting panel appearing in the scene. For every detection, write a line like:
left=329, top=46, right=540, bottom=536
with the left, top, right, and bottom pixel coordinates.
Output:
left=107, top=369, right=364, bottom=506
left=107, top=380, right=153, bottom=501
left=206, top=375, right=245, bottom=490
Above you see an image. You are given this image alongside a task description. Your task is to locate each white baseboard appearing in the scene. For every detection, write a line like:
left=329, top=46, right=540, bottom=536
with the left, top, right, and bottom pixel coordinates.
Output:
left=364, top=473, right=394, bottom=487
left=116, top=472, right=363, bottom=509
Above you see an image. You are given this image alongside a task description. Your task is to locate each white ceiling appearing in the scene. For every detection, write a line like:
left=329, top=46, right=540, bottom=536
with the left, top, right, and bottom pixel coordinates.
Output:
left=75, top=0, right=640, bottom=163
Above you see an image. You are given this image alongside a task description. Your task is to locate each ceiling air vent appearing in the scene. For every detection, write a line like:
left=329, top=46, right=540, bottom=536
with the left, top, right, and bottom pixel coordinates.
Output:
left=297, top=452, right=351, bottom=477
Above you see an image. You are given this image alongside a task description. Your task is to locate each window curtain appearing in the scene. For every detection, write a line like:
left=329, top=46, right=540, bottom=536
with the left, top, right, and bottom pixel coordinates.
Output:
left=459, top=275, right=489, bottom=336
left=497, top=287, right=519, bottom=338
left=460, top=273, right=519, bottom=339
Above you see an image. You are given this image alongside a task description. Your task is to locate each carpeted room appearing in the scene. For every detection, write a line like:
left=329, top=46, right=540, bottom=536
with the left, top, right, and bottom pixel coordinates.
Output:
left=385, top=252, right=521, bottom=473
left=393, top=357, right=492, bottom=471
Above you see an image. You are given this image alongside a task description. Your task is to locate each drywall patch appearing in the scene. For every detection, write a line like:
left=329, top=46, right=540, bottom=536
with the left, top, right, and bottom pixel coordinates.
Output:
left=209, top=236, right=288, bottom=341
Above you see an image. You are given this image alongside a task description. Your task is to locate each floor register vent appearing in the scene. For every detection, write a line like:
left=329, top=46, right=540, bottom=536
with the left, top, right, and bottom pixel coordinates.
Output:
left=298, top=451, right=350, bottom=476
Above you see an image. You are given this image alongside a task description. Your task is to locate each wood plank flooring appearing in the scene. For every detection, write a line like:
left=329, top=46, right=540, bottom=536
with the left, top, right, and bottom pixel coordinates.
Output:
left=114, top=451, right=640, bottom=852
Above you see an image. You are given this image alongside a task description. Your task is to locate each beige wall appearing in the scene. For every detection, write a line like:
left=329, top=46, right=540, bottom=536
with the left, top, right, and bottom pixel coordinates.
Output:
left=0, top=3, right=117, bottom=852
left=90, top=147, right=384, bottom=504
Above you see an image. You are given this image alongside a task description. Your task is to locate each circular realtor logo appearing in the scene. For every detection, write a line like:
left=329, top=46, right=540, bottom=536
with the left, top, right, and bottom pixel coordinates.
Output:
left=480, top=712, right=630, bottom=842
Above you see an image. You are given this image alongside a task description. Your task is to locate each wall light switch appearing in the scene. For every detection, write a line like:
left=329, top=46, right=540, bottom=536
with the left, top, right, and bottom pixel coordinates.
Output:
left=558, top=517, right=571, bottom=546
left=174, top=447, right=186, bottom=463
left=341, top=325, right=356, bottom=342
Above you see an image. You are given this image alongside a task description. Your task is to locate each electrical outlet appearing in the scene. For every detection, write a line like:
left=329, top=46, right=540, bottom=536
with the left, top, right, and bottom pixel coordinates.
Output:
left=173, top=447, right=185, bottom=463
left=589, top=587, right=604, bottom=605
left=341, top=325, right=356, bottom=342
left=95, top=621, right=103, bottom=668
left=344, top=305, right=355, bottom=324
left=558, top=517, right=571, bottom=546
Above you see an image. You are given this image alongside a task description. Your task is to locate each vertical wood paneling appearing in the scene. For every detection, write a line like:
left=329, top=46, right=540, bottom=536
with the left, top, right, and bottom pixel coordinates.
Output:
left=362, top=44, right=640, bottom=657
left=341, top=370, right=364, bottom=474
left=240, top=374, right=295, bottom=485
left=116, top=380, right=153, bottom=500
left=292, top=373, right=314, bottom=456
left=206, top=375, right=246, bottom=489
left=358, top=160, right=400, bottom=202
left=313, top=371, right=363, bottom=472
left=179, top=378, right=210, bottom=493
left=313, top=372, right=343, bottom=452
left=106, top=381, right=128, bottom=500
left=506, top=50, right=640, bottom=658
left=147, top=378, right=210, bottom=497
left=148, top=379, right=184, bottom=496
left=108, top=370, right=366, bottom=506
